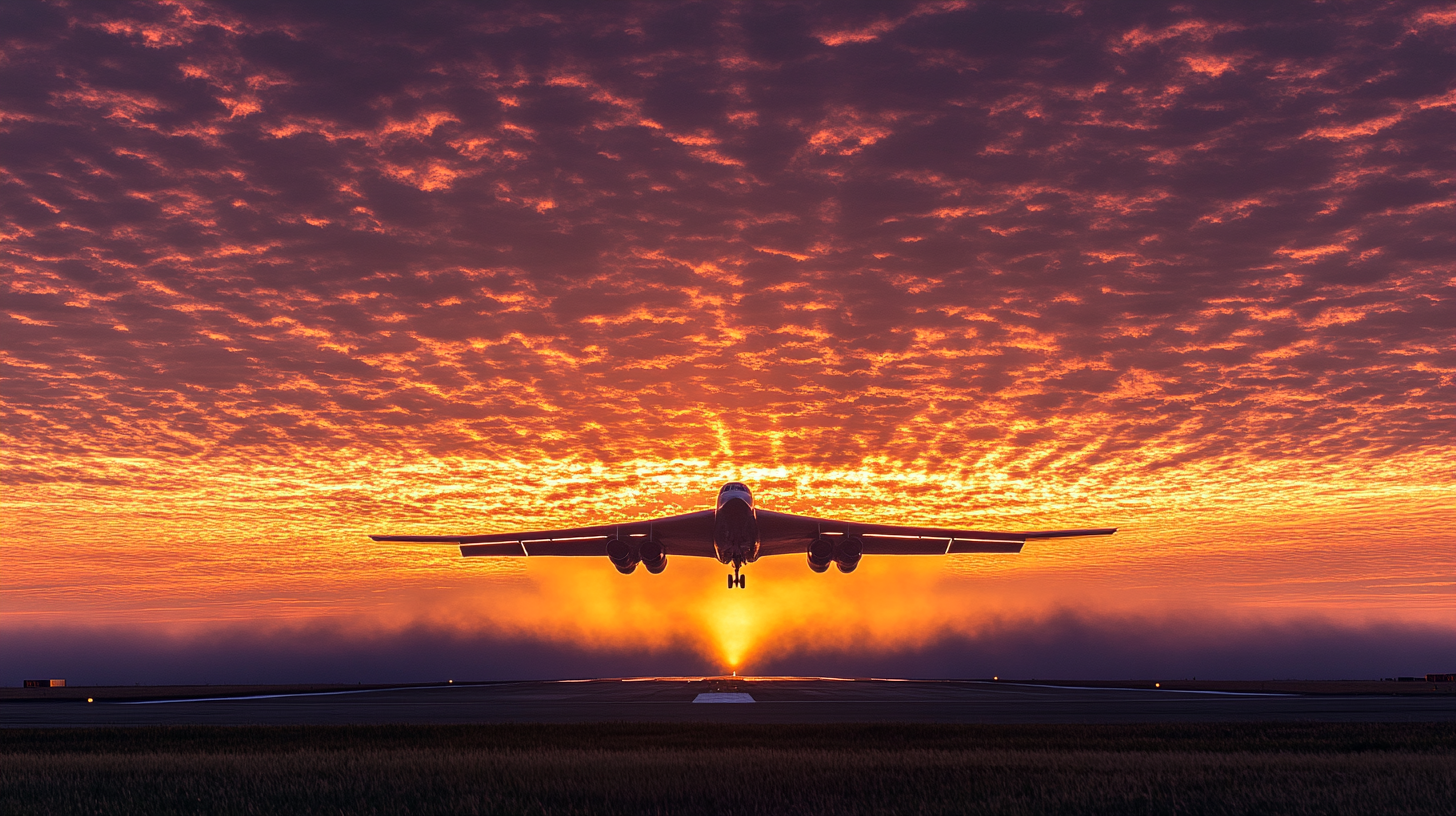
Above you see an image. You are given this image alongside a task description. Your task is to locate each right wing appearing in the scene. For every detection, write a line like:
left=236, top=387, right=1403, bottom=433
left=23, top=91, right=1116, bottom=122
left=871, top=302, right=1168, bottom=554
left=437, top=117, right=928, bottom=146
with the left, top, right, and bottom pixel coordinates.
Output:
left=756, top=509, right=1115, bottom=557
left=369, top=509, right=718, bottom=558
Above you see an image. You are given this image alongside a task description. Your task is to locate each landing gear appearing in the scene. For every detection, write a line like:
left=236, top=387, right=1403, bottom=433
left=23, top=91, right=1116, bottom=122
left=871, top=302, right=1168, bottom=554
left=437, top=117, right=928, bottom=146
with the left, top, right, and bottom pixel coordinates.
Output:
left=727, top=565, right=746, bottom=589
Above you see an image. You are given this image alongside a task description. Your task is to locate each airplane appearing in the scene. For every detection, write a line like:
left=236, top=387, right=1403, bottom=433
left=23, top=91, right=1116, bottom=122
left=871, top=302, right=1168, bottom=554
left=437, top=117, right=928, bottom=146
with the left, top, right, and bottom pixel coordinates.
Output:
left=370, top=481, right=1116, bottom=589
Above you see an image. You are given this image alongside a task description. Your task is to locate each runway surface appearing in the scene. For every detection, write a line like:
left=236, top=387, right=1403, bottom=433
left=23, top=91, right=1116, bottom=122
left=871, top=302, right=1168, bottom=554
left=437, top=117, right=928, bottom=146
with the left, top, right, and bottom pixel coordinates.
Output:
left=4, top=679, right=1455, bottom=727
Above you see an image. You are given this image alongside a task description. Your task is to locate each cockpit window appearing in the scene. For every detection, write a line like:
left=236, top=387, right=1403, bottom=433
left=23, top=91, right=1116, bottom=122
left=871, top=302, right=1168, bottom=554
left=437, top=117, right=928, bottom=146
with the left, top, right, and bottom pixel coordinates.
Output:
left=721, top=482, right=746, bottom=492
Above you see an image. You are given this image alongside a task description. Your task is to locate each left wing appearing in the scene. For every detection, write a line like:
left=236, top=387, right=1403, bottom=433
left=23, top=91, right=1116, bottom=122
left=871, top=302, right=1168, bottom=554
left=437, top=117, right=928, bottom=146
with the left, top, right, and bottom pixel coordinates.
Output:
left=370, top=509, right=718, bottom=558
left=755, top=509, right=1115, bottom=557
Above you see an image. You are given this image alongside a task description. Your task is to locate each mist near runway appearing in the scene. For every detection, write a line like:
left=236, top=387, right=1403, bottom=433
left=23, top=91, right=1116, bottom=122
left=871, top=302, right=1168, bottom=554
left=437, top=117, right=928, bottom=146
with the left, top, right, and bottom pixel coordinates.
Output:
left=6, top=611, right=1452, bottom=687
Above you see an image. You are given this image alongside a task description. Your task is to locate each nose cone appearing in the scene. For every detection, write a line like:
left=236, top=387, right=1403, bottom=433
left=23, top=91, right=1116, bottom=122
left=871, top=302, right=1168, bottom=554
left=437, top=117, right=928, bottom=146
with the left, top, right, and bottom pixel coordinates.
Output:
left=713, top=484, right=760, bottom=565
left=717, top=483, right=753, bottom=509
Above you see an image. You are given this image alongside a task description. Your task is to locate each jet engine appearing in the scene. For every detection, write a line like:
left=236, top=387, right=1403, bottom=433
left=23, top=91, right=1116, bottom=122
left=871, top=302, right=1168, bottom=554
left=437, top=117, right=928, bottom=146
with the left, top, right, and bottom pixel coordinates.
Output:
left=640, top=538, right=668, bottom=574
left=834, top=535, right=863, bottom=573
left=606, top=537, right=639, bottom=574
left=808, top=535, right=863, bottom=573
left=807, top=537, right=835, bottom=573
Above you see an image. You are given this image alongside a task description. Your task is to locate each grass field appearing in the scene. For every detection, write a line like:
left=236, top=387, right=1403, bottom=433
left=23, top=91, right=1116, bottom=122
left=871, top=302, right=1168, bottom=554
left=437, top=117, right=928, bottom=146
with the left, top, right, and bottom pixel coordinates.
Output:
left=2, top=722, right=1454, bottom=814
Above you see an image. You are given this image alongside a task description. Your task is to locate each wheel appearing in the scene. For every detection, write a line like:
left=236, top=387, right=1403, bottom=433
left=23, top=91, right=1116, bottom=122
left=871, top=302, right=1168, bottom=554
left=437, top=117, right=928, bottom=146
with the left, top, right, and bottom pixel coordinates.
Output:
left=737, top=574, right=746, bottom=589
left=728, top=573, right=735, bottom=589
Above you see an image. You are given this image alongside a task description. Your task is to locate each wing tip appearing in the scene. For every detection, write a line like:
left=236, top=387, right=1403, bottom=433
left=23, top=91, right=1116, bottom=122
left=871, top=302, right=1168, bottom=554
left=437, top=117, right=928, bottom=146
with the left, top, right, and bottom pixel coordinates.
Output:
left=1019, top=527, right=1119, bottom=540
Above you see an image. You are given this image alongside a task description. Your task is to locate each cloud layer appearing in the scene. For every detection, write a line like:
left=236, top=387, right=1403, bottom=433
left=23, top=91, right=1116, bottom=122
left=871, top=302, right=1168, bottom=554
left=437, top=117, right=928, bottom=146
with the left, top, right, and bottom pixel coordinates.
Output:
left=6, top=1, right=1454, bottom=466
left=2, top=1, right=1453, bottom=677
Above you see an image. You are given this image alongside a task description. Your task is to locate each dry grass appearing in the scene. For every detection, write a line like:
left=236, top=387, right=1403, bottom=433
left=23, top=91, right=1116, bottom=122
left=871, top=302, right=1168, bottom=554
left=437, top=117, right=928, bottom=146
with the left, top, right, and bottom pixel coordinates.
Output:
left=2, top=723, right=1454, bottom=814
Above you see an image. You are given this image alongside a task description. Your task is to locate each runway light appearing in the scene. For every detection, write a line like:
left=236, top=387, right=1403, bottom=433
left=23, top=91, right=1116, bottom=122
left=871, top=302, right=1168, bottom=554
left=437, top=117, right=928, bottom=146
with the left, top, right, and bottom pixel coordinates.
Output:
left=993, top=676, right=998, bottom=681
left=87, top=698, right=93, bottom=703
left=1155, top=683, right=1161, bottom=688
left=448, top=680, right=453, bottom=684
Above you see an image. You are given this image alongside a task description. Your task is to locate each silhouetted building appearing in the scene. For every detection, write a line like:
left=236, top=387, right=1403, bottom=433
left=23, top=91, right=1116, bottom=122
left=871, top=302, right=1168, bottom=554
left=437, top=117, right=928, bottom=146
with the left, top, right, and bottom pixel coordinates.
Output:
left=23, top=679, right=66, bottom=688
left=1427, top=673, right=1455, bottom=682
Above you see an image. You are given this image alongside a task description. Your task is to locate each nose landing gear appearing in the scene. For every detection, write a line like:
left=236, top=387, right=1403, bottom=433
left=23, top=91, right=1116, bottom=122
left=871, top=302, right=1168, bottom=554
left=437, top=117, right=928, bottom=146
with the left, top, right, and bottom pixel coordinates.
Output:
left=727, top=563, right=746, bottom=589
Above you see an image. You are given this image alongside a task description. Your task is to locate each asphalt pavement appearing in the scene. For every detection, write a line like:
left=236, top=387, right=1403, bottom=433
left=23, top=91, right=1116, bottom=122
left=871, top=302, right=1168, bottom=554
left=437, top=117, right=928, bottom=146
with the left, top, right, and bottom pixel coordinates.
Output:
left=4, top=678, right=1454, bottom=727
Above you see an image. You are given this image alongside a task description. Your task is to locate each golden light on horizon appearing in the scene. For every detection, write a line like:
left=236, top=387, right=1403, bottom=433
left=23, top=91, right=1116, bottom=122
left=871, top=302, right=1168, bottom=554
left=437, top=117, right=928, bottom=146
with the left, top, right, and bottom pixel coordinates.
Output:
left=5, top=450, right=1452, bottom=671
left=702, top=586, right=770, bottom=671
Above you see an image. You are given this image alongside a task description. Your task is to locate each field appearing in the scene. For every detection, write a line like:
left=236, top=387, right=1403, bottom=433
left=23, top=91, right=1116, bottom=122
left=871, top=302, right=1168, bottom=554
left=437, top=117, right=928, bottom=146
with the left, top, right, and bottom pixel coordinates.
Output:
left=3, top=722, right=1455, bottom=815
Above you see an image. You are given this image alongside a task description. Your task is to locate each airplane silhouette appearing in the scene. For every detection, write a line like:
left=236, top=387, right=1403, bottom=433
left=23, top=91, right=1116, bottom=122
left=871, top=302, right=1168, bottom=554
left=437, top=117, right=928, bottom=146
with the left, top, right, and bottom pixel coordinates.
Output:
left=371, top=482, right=1116, bottom=589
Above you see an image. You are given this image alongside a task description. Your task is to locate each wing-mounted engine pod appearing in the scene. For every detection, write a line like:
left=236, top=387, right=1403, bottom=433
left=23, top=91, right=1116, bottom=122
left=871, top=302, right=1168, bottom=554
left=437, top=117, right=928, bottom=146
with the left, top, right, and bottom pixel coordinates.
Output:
left=807, top=536, right=835, bottom=573
left=640, top=538, right=667, bottom=574
left=606, top=537, right=639, bottom=574
left=834, top=535, right=863, bottom=574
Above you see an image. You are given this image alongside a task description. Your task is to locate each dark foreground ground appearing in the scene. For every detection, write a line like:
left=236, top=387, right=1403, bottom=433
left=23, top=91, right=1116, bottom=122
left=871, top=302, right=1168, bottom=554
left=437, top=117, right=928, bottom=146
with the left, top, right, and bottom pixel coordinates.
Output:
left=3, top=678, right=1455, bottom=727
left=3, top=722, right=1455, bottom=815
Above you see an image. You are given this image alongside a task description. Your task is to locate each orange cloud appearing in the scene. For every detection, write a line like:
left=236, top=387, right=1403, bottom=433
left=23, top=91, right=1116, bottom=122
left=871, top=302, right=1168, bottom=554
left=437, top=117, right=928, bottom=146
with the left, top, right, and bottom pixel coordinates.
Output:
left=3, top=0, right=1454, bottom=677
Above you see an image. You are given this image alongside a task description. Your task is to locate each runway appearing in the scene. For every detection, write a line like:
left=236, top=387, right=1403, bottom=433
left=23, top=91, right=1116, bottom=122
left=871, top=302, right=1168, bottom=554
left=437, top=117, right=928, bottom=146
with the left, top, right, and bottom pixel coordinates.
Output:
left=4, top=679, right=1454, bottom=727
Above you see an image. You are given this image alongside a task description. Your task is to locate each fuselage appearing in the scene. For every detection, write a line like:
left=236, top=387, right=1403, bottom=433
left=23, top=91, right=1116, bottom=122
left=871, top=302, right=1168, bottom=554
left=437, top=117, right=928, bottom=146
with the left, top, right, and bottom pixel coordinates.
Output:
left=713, top=482, right=759, bottom=568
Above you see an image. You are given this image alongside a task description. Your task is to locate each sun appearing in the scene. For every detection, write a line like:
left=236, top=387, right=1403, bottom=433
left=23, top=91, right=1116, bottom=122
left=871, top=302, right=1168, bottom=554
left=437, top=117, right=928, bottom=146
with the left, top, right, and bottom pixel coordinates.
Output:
left=702, top=593, right=758, bottom=673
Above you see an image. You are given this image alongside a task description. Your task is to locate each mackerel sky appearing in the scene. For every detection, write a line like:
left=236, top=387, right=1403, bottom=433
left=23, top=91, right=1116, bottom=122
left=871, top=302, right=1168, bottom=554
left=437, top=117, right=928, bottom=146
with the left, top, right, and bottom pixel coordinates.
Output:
left=4, top=1, right=1453, bottom=682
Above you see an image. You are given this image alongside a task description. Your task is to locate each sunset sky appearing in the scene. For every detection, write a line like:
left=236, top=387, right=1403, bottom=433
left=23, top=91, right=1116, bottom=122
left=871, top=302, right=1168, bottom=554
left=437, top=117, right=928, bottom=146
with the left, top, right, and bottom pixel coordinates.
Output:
left=4, top=0, right=1454, bottom=684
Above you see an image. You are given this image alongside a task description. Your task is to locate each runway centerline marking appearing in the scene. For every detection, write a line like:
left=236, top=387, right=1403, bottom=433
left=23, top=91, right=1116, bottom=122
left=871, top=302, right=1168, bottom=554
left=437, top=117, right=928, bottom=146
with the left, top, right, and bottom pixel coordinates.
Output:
left=693, top=693, right=756, bottom=703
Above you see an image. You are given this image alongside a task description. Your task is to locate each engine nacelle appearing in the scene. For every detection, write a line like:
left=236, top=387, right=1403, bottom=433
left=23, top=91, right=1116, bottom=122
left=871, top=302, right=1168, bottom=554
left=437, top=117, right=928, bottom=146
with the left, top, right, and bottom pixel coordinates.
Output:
left=640, top=538, right=667, bottom=574
left=834, top=535, right=863, bottom=574
left=807, top=537, right=835, bottom=573
left=606, top=537, right=639, bottom=574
